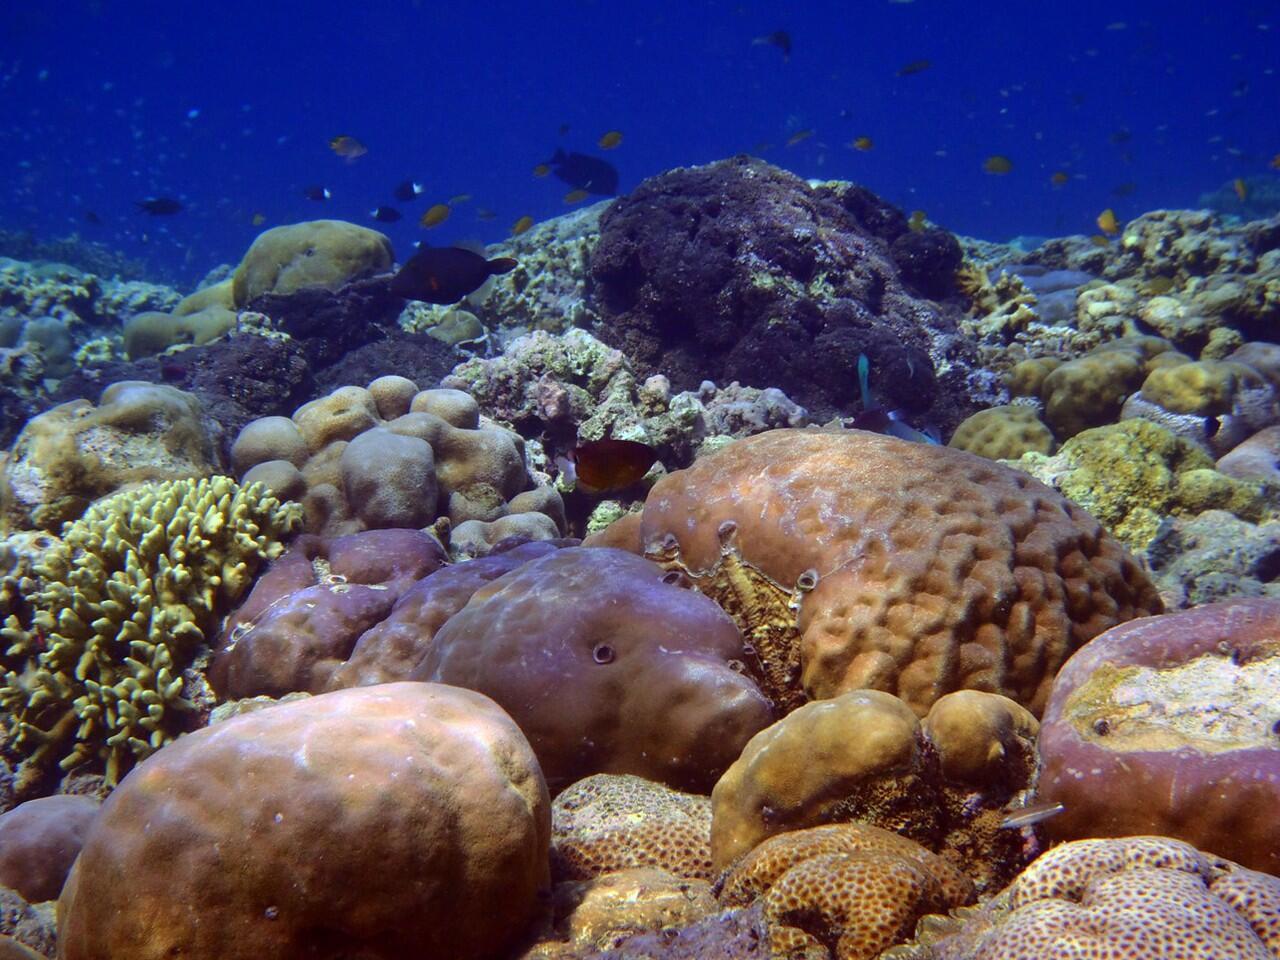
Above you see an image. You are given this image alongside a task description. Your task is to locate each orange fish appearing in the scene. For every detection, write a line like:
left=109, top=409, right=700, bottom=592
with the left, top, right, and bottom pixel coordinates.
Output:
left=1233, top=178, right=1248, bottom=201
left=1270, top=154, right=1280, bottom=171
left=559, top=439, right=659, bottom=495
left=419, top=203, right=451, bottom=228
left=328, top=135, right=367, bottom=160
left=598, top=130, right=623, bottom=150
left=983, top=154, right=1013, bottom=175
left=1096, top=208, right=1120, bottom=235
left=563, top=189, right=589, bottom=204
left=851, top=136, right=873, bottom=151
left=532, top=163, right=551, bottom=178
left=1050, top=171, right=1070, bottom=187
left=511, top=215, right=533, bottom=236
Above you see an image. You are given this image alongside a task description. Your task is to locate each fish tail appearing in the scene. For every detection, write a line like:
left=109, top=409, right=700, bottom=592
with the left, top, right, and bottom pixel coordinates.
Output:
left=488, top=258, right=519, bottom=275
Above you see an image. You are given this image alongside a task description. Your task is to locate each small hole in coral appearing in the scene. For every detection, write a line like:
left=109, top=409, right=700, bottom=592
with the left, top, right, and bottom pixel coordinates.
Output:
left=592, top=643, right=615, bottom=664
left=1092, top=718, right=1111, bottom=736
left=796, top=568, right=819, bottom=591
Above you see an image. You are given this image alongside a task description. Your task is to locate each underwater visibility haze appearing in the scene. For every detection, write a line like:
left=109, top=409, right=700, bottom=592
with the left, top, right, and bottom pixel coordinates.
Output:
left=0, top=2, right=1279, bottom=959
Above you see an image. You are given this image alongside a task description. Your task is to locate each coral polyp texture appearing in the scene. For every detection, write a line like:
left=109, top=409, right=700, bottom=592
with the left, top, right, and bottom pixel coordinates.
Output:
left=629, top=427, right=1161, bottom=717
left=55, top=682, right=551, bottom=960
left=1036, top=597, right=1280, bottom=875
left=893, top=836, right=1280, bottom=959
left=0, top=477, right=300, bottom=792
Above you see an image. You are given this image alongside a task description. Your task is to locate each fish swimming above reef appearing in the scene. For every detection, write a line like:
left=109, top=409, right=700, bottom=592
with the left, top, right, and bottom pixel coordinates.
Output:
left=394, top=180, right=424, bottom=202
left=369, top=206, right=401, bottom=223
left=557, top=438, right=659, bottom=495
left=845, top=354, right=940, bottom=444
left=1096, top=207, right=1120, bottom=235
left=752, top=29, right=791, bottom=61
left=329, top=135, right=368, bottom=161
left=389, top=246, right=518, bottom=304
left=545, top=148, right=618, bottom=195
left=419, top=203, right=451, bottom=228
left=135, top=196, right=182, bottom=215
left=302, top=185, right=331, bottom=201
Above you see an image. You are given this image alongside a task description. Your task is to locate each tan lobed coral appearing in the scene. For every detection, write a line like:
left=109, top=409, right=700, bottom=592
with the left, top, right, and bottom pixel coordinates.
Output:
left=0, top=381, right=222, bottom=532
left=710, top=690, right=1040, bottom=892
left=627, top=427, right=1160, bottom=717
left=56, top=682, right=552, bottom=960
left=948, top=405, right=1054, bottom=460
left=551, top=774, right=715, bottom=883
left=891, top=836, right=1280, bottom=959
left=231, top=376, right=563, bottom=542
left=717, top=823, right=975, bottom=960
left=231, top=219, right=394, bottom=306
left=0, top=477, right=300, bottom=792
left=121, top=278, right=239, bottom=359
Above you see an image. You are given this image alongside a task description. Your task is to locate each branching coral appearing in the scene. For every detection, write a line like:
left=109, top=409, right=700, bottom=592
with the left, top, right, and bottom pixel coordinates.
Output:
left=0, top=477, right=300, bottom=793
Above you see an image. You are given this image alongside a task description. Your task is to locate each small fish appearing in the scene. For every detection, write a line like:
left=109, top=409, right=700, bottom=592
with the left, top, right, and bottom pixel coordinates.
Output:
left=1234, top=178, right=1248, bottom=201
left=999, top=800, right=1066, bottom=830
left=302, top=185, right=331, bottom=201
left=752, top=30, right=792, bottom=61
left=135, top=196, right=182, bottom=215
left=545, top=148, right=618, bottom=195
left=449, top=193, right=472, bottom=205
left=1270, top=154, right=1280, bottom=170
left=83, top=210, right=102, bottom=225
left=1096, top=207, right=1120, bottom=235
left=847, top=354, right=940, bottom=444
left=786, top=128, right=814, bottom=147
left=907, top=210, right=927, bottom=233
left=983, top=154, right=1013, bottom=175
left=896, top=59, right=932, bottom=76
left=1145, top=276, right=1175, bottom=295
left=563, top=189, right=590, bottom=204
left=598, top=130, right=623, bottom=150
left=558, top=123, right=571, bottom=136
left=511, top=215, right=534, bottom=236
left=419, top=203, right=451, bottom=228
left=558, top=439, right=659, bottom=495
left=394, top=180, right=424, bottom=202
left=1090, top=234, right=1112, bottom=247
left=1108, top=127, right=1132, bottom=145
left=389, top=246, right=518, bottom=304
left=370, top=206, right=402, bottom=223
left=475, top=208, right=497, bottom=221
left=851, top=136, right=874, bottom=151
left=532, top=163, right=551, bottom=178
left=1050, top=170, right=1070, bottom=187
left=1111, top=181, right=1137, bottom=197
left=329, top=134, right=367, bottom=160
left=251, top=211, right=266, bottom=226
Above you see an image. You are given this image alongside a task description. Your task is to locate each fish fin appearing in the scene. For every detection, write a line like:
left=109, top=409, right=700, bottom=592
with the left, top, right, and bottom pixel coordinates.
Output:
left=488, top=257, right=518, bottom=275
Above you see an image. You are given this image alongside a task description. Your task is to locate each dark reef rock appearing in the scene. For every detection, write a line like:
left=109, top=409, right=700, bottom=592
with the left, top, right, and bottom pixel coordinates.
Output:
left=246, top=274, right=404, bottom=369
left=0, top=386, right=33, bottom=449
left=49, top=334, right=312, bottom=455
left=587, top=156, right=979, bottom=424
left=312, top=330, right=459, bottom=397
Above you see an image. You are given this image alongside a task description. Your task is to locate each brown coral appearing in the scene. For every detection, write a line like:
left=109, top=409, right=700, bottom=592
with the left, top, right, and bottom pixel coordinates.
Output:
left=552, top=774, right=714, bottom=882
left=632, top=428, right=1160, bottom=717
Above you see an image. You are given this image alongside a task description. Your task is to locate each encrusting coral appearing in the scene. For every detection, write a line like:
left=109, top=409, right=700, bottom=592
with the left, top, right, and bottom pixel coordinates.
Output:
left=0, top=477, right=300, bottom=794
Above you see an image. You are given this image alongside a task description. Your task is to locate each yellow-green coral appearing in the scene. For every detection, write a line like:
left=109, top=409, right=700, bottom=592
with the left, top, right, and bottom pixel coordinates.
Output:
left=948, top=405, right=1054, bottom=460
left=0, top=477, right=300, bottom=792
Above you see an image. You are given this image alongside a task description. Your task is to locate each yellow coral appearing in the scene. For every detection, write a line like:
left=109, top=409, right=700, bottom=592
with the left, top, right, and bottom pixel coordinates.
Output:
left=948, top=405, right=1054, bottom=460
left=0, top=477, right=300, bottom=792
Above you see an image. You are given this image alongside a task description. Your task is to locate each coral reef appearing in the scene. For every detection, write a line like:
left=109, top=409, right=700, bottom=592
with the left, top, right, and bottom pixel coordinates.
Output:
left=1036, top=598, right=1280, bottom=874
left=1146, top=509, right=1280, bottom=608
left=231, top=376, right=562, bottom=540
left=56, top=682, right=551, bottom=960
left=588, top=157, right=984, bottom=426
left=231, top=220, right=394, bottom=305
left=414, top=546, right=773, bottom=793
left=0, top=477, right=300, bottom=793
left=947, top=404, right=1054, bottom=459
left=893, top=837, right=1280, bottom=959
left=625, top=427, right=1160, bottom=716
left=0, top=795, right=99, bottom=902
left=711, top=690, right=1039, bottom=891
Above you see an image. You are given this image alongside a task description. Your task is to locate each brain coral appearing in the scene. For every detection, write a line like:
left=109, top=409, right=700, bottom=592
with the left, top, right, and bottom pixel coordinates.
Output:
left=415, top=546, right=774, bottom=793
left=1037, top=598, right=1280, bottom=875
left=0, top=477, right=300, bottom=793
left=56, top=682, right=551, bottom=960
left=231, top=219, right=394, bottom=306
left=897, top=836, right=1280, bottom=960
left=629, top=428, right=1160, bottom=717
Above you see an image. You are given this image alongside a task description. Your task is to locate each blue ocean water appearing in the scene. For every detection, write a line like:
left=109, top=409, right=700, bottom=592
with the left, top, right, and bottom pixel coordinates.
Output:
left=1, top=0, right=1276, bottom=286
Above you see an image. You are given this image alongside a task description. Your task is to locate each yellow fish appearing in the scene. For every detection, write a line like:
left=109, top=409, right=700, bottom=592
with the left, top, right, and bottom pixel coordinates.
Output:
left=983, top=154, right=1013, bottom=175
left=563, top=189, right=589, bottom=204
left=1233, top=178, right=1248, bottom=201
left=1090, top=234, right=1112, bottom=247
left=786, top=128, right=814, bottom=147
left=598, top=130, right=623, bottom=150
left=532, top=163, right=551, bottom=178
left=851, top=136, right=873, bottom=151
left=908, top=210, right=927, bottom=233
left=419, top=203, right=451, bottom=228
left=328, top=135, right=367, bottom=160
left=1096, top=208, right=1120, bottom=235
left=511, top=215, right=534, bottom=236
left=251, top=212, right=266, bottom=226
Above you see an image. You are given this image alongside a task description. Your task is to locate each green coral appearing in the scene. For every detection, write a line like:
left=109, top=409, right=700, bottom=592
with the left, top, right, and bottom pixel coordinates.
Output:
left=1012, top=419, right=1268, bottom=551
left=0, top=477, right=300, bottom=793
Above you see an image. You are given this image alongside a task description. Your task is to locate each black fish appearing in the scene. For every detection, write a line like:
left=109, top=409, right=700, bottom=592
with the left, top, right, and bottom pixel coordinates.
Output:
left=389, top=246, right=518, bottom=304
left=896, top=59, right=932, bottom=76
left=302, top=185, right=331, bottom=201
left=83, top=210, right=101, bottom=225
left=370, top=205, right=402, bottom=222
left=545, top=148, right=618, bottom=196
left=393, top=179, right=424, bottom=202
left=753, top=30, right=791, bottom=61
left=135, top=197, right=182, bottom=215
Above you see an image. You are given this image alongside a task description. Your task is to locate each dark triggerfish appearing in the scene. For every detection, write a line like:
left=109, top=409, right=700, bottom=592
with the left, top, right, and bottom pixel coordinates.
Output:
left=389, top=246, right=517, bottom=304
left=545, top=149, right=618, bottom=196
left=558, top=438, right=659, bottom=494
